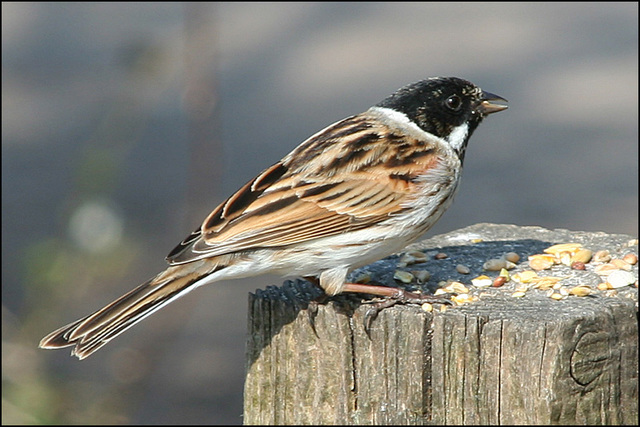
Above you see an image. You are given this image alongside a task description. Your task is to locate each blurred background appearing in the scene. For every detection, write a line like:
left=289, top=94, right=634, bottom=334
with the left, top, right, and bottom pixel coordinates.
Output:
left=2, top=2, right=637, bottom=424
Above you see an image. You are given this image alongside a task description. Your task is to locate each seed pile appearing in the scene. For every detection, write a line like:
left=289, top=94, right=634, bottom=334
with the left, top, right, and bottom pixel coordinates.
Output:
left=386, top=239, right=638, bottom=308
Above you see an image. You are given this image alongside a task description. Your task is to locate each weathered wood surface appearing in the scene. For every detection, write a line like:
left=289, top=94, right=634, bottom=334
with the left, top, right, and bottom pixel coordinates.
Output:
left=244, top=224, right=638, bottom=425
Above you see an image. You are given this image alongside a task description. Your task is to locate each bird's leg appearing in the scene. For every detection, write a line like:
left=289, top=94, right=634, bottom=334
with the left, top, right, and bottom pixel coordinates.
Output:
left=340, top=283, right=451, bottom=304
left=339, top=283, right=452, bottom=335
left=303, top=279, right=451, bottom=335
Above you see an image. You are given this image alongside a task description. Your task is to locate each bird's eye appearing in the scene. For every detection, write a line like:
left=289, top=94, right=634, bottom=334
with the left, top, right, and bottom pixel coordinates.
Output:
left=445, top=95, right=462, bottom=112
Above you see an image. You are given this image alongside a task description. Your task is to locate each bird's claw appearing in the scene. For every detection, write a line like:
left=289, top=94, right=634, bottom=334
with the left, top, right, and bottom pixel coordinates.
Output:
left=362, top=290, right=452, bottom=336
left=306, top=293, right=329, bottom=337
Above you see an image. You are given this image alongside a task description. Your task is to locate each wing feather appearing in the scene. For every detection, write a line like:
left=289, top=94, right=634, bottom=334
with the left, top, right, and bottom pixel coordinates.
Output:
left=167, top=112, right=442, bottom=265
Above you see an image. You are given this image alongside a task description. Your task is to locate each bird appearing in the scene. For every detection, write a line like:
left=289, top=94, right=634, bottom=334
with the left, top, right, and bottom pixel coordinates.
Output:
left=39, top=76, right=507, bottom=359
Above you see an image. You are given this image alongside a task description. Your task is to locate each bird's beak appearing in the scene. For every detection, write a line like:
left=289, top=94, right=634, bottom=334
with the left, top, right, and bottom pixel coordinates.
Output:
left=479, top=91, right=508, bottom=115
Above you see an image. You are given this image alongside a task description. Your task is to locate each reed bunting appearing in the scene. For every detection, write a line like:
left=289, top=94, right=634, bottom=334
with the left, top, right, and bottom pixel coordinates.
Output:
left=40, top=77, right=507, bottom=359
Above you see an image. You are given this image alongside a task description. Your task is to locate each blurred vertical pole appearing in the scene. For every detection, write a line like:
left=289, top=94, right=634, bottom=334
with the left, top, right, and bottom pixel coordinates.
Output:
left=182, top=2, right=221, bottom=226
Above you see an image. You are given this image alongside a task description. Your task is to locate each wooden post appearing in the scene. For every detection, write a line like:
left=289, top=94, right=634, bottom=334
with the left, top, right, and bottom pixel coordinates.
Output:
left=243, top=224, right=638, bottom=425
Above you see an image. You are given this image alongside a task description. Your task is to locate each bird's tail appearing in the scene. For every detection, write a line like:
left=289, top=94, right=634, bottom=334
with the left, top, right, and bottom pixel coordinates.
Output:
left=39, top=260, right=221, bottom=359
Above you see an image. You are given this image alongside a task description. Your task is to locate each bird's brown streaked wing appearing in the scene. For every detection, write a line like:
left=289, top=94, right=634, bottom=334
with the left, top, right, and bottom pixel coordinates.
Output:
left=165, top=161, right=288, bottom=263
left=167, top=114, right=442, bottom=264
left=168, top=178, right=410, bottom=264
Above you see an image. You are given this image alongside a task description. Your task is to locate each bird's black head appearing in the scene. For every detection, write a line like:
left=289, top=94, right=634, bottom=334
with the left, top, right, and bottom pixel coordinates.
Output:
left=376, top=77, right=507, bottom=161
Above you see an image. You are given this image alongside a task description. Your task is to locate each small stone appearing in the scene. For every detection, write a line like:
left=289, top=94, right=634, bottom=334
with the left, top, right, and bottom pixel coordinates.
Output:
left=353, top=272, right=371, bottom=284
left=504, top=252, right=520, bottom=263
left=399, top=251, right=429, bottom=266
left=412, top=270, right=431, bottom=284
left=483, top=258, right=516, bottom=271
left=456, top=264, right=471, bottom=274
left=393, top=270, right=414, bottom=284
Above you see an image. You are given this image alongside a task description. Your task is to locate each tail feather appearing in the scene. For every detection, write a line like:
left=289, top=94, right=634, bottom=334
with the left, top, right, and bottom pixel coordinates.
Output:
left=39, top=262, right=221, bottom=359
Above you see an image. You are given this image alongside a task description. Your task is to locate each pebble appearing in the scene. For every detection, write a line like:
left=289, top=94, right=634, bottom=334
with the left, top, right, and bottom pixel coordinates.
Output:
left=353, top=272, right=371, bottom=284
left=412, top=270, right=431, bottom=284
left=504, top=252, right=520, bottom=263
left=456, top=264, right=471, bottom=274
left=393, top=270, right=414, bottom=284
left=483, top=258, right=516, bottom=271
left=398, top=251, right=429, bottom=267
